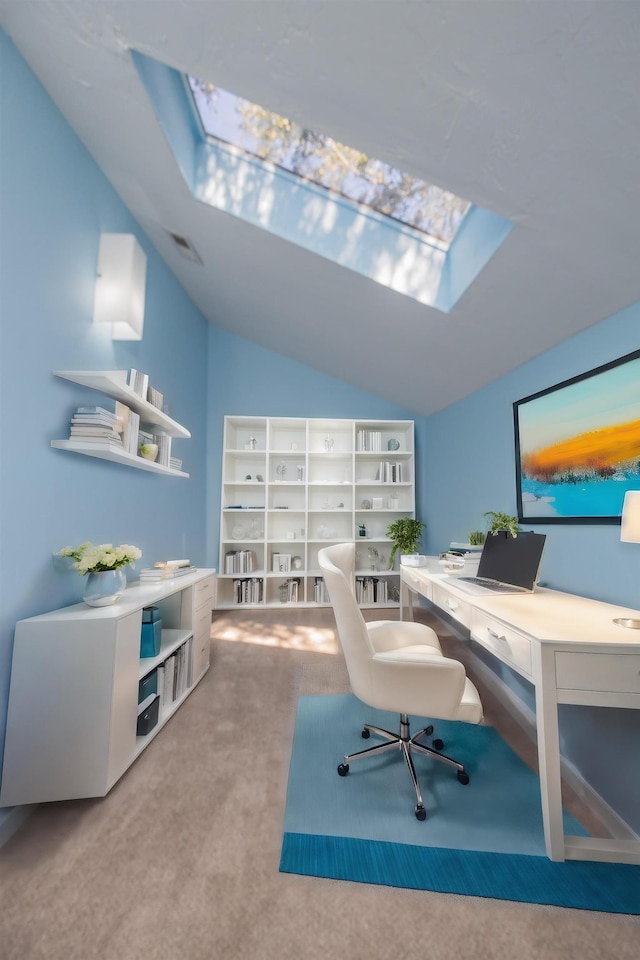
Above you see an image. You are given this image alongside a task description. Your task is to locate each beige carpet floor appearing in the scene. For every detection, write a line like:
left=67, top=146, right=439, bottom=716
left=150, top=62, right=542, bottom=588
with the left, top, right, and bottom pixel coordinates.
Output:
left=0, top=608, right=638, bottom=960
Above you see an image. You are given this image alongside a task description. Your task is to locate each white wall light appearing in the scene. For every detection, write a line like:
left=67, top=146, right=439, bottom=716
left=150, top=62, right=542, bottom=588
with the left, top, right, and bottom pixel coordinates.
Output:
left=93, top=233, right=147, bottom=340
left=614, top=490, right=640, bottom=629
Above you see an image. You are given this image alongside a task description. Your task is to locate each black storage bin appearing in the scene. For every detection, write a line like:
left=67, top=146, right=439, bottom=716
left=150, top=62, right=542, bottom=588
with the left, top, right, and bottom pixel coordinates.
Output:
left=136, top=695, right=160, bottom=736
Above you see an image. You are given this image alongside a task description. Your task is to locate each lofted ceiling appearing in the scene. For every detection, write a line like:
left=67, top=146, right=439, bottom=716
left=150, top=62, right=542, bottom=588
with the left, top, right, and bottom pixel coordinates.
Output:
left=2, top=1, right=639, bottom=416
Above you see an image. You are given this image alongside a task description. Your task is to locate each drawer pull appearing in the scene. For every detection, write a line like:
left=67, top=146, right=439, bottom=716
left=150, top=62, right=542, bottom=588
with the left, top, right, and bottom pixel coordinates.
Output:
left=446, top=599, right=459, bottom=611
left=487, top=627, right=507, bottom=642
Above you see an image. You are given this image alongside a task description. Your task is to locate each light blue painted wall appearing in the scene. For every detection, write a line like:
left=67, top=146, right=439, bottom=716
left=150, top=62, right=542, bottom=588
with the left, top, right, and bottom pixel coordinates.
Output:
left=0, top=32, right=209, bottom=813
left=418, top=301, right=640, bottom=831
left=205, top=326, right=419, bottom=564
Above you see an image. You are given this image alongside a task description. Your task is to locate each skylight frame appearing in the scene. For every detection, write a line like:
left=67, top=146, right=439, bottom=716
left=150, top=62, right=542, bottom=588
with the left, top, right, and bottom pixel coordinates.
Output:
left=185, top=74, right=471, bottom=251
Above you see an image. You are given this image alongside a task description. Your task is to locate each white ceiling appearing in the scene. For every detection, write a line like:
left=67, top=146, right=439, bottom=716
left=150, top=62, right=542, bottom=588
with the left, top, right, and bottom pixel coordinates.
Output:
left=2, top=1, right=640, bottom=416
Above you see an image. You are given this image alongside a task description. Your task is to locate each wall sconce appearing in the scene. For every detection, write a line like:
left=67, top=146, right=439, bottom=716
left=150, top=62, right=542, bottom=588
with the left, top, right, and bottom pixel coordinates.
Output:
left=614, top=490, right=640, bottom=629
left=93, top=233, right=147, bottom=340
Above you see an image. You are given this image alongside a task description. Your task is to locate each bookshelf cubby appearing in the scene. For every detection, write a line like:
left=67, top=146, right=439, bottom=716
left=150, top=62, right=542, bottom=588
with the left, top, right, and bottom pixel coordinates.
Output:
left=218, top=416, right=415, bottom=609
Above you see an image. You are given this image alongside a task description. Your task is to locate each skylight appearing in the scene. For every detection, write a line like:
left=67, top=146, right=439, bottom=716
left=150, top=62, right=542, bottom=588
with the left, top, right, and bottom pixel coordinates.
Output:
left=187, top=76, right=470, bottom=250
left=131, top=50, right=514, bottom=311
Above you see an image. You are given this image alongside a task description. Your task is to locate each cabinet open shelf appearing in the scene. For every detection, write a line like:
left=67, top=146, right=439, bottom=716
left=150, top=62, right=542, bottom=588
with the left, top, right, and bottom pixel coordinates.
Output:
left=53, top=370, right=190, bottom=437
left=51, top=439, right=189, bottom=476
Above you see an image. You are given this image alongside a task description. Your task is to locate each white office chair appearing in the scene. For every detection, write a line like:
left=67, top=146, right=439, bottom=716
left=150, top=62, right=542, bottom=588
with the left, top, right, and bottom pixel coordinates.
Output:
left=318, top=543, right=483, bottom=820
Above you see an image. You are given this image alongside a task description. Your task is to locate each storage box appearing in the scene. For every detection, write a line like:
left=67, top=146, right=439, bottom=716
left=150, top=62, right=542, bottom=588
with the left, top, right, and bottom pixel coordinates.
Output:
left=136, top=694, right=160, bottom=736
left=140, top=606, right=162, bottom=658
left=138, top=669, right=158, bottom=704
left=142, top=605, right=161, bottom=623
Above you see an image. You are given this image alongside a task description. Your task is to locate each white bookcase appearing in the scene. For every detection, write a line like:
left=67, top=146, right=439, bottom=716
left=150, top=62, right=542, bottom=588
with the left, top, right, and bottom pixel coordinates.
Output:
left=217, top=417, right=415, bottom=609
left=51, top=370, right=190, bottom=477
left=0, top=570, right=216, bottom=806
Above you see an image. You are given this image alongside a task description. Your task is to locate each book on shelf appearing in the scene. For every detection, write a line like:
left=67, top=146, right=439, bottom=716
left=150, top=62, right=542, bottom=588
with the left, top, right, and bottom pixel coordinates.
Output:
left=169, top=457, right=183, bottom=471
left=139, top=565, right=197, bottom=580
left=69, top=426, right=123, bottom=440
left=76, top=405, right=118, bottom=419
left=71, top=415, right=119, bottom=428
left=127, top=368, right=149, bottom=399
left=147, top=385, right=164, bottom=410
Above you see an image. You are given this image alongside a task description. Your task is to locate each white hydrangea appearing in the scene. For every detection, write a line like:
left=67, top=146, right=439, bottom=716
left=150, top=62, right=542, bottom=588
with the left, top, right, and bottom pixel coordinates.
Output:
left=56, top=541, right=142, bottom=574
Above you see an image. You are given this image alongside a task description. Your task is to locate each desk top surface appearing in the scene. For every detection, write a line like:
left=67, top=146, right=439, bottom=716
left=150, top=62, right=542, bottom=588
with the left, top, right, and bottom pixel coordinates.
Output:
left=402, top=560, right=640, bottom=649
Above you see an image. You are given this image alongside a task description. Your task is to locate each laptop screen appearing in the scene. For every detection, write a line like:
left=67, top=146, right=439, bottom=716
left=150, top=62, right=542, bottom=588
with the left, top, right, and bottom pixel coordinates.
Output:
left=476, top=531, right=546, bottom=591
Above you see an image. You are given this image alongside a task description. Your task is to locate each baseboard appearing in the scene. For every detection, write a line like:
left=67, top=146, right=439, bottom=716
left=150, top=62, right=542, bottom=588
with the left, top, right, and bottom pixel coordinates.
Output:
left=0, top=804, right=37, bottom=848
left=468, top=652, right=639, bottom=843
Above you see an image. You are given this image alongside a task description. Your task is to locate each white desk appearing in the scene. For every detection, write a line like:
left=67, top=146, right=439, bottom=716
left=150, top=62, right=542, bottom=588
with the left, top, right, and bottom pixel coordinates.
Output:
left=400, top=560, right=640, bottom=864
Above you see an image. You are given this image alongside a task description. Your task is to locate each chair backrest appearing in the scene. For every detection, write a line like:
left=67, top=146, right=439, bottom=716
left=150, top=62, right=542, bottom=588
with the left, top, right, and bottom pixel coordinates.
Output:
left=318, top=543, right=377, bottom=703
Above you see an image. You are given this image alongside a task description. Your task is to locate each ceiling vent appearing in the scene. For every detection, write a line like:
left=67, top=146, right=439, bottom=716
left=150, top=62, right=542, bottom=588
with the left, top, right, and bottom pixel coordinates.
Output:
left=167, top=231, right=203, bottom=265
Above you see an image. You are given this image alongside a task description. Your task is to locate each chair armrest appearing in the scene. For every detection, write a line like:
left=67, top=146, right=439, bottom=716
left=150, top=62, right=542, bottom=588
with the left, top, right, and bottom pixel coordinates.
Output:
left=369, top=652, right=467, bottom=718
left=366, top=619, right=442, bottom=654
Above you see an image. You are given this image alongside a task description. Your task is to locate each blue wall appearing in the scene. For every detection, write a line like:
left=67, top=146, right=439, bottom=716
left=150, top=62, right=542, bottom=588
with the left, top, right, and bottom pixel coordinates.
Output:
left=205, top=326, right=418, bottom=562
left=419, top=301, right=640, bottom=831
left=0, top=31, right=210, bottom=817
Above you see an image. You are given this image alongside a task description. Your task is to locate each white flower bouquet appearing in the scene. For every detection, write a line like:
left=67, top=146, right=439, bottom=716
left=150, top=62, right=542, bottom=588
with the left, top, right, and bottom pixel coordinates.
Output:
left=57, top=542, right=142, bottom=575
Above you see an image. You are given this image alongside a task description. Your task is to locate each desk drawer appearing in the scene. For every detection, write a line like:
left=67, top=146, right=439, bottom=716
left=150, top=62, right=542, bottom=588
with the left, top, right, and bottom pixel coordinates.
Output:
left=555, top=652, right=640, bottom=694
left=431, top=584, right=472, bottom=628
left=191, top=634, right=210, bottom=680
left=471, top=609, right=532, bottom=678
left=402, top=568, right=432, bottom=600
left=193, top=604, right=213, bottom=643
left=194, top=575, right=216, bottom=612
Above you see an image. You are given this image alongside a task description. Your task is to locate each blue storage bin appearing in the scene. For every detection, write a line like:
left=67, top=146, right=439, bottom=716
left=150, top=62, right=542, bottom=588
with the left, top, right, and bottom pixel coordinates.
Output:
left=140, top=607, right=162, bottom=658
left=138, top=668, right=158, bottom=703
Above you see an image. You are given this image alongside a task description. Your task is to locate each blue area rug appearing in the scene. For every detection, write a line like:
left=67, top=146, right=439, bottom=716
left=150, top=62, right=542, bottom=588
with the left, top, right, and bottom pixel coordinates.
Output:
left=280, top=694, right=640, bottom=913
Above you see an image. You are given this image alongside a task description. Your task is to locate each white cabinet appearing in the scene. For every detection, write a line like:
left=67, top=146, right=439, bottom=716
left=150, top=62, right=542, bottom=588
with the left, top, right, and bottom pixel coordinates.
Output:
left=51, top=370, right=190, bottom=477
left=0, top=570, right=216, bottom=806
left=218, top=417, right=415, bottom=608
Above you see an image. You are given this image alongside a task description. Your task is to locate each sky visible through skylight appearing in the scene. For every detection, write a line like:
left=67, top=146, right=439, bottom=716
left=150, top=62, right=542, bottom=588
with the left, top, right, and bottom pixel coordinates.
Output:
left=187, top=75, right=470, bottom=248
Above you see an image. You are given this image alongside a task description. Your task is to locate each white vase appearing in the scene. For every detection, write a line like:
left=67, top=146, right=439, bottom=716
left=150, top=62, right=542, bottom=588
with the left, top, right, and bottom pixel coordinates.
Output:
left=83, top=568, right=127, bottom=607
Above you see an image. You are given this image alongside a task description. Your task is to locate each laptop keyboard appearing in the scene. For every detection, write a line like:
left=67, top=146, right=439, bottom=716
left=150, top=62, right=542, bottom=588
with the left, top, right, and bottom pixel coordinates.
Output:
left=457, top=577, right=526, bottom=594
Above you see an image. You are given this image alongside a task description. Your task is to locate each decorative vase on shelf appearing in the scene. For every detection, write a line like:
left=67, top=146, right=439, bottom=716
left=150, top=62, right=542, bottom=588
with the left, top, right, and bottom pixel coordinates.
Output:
left=83, top=568, right=127, bottom=607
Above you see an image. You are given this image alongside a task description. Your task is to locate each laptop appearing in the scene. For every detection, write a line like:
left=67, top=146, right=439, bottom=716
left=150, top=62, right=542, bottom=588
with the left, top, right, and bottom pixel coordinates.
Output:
left=447, top=530, right=546, bottom=596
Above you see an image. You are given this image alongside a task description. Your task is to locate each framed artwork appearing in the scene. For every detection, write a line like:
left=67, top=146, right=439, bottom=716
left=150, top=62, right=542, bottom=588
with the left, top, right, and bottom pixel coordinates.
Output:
left=513, top=349, right=640, bottom=524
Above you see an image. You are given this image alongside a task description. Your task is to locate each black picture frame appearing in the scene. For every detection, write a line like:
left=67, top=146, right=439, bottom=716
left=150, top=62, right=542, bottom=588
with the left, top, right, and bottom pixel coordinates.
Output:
left=513, top=349, right=640, bottom=524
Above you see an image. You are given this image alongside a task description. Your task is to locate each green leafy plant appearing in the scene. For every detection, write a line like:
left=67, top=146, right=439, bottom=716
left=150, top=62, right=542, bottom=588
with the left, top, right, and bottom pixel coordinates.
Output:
left=483, top=511, right=521, bottom=538
left=57, top=542, right=142, bottom=575
left=468, top=530, right=486, bottom=546
left=385, top=517, right=425, bottom=568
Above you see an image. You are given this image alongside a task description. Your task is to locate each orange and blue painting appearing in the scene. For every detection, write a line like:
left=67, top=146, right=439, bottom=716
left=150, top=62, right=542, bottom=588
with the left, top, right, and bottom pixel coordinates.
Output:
left=514, top=351, right=640, bottom=521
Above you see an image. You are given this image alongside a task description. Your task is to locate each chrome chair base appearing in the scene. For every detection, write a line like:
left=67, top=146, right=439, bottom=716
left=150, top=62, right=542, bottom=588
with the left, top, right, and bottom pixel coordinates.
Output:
left=337, top=713, right=470, bottom=820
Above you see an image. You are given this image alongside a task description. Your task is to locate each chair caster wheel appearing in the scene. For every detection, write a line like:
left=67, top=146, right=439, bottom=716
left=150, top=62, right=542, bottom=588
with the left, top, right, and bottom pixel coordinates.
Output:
left=433, top=738, right=444, bottom=750
left=415, top=805, right=427, bottom=821
left=337, top=763, right=350, bottom=777
left=424, top=725, right=434, bottom=736
left=361, top=728, right=370, bottom=739
left=457, top=769, right=470, bottom=785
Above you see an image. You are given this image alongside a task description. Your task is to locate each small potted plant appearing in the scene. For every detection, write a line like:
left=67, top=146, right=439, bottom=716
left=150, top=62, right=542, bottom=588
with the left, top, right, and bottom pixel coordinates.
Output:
left=468, top=530, right=486, bottom=546
left=385, top=517, right=425, bottom=568
left=483, top=511, right=521, bottom=538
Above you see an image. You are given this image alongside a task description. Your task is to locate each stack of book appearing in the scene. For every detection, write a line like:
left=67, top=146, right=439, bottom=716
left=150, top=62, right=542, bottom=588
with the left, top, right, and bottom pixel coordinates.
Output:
left=169, top=457, right=183, bottom=472
left=69, top=406, right=123, bottom=445
left=139, top=560, right=196, bottom=582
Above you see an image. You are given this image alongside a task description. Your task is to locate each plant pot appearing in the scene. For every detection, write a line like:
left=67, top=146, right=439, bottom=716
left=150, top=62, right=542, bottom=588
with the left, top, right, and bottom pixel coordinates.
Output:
left=83, top=568, right=127, bottom=607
